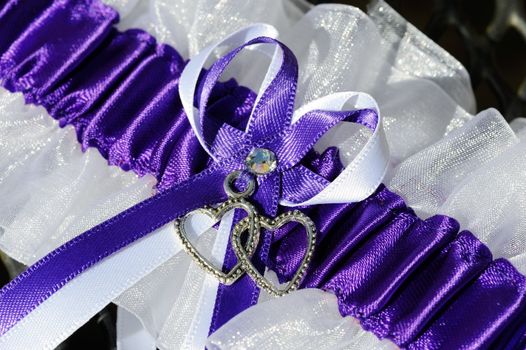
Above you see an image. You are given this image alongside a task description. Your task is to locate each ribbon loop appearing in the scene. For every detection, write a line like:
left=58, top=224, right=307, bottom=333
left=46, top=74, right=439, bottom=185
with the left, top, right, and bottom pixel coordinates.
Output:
left=179, top=24, right=279, bottom=159
left=198, top=37, right=298, bottom=150
left=180, top=26, right=389, bottom=208
left=268, top=108, right=378, bottom=172
left=281, top=92, right=388, bottom=206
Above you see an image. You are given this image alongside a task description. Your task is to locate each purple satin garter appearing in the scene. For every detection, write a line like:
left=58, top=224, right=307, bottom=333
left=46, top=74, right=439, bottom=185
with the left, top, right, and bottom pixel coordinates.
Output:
left=2, top=0, right=526, bottom=349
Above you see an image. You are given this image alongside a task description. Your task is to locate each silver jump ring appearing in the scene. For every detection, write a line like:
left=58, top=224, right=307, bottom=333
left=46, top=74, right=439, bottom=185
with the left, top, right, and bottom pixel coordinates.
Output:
left=223, top=170, right=255, bottom=198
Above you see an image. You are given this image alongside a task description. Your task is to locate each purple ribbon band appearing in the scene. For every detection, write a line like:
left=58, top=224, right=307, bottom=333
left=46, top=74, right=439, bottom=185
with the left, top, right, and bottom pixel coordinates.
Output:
left=2, top=1, right=526, bottom=348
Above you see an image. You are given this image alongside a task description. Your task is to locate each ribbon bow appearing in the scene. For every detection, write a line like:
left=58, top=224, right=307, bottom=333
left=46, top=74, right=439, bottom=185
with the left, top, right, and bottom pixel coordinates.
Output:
left=180, top=24, right=389, bottom=216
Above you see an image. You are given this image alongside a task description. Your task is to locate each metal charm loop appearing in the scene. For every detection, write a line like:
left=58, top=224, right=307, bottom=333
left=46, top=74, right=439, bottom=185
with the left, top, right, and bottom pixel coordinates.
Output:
left=223, top=170, right=255, bottom=199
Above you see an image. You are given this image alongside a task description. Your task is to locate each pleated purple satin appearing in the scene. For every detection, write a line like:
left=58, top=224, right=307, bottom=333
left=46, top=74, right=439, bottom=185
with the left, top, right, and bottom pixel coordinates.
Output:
left=0, top=0, right=256, bottom=191
left=2, top=0, right=526, bottom=348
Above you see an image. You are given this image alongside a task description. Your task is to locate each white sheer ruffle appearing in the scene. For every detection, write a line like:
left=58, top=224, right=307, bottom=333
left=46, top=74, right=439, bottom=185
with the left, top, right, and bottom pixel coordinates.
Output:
left=106, top=0, right=474, bottom=164
left=0, top=90, right=156, bottom=264
left=0, top=0, right=524, bottom=349
left=206, top=289, right=396, bottom=350
left=389, top=107, right=526, bottom=271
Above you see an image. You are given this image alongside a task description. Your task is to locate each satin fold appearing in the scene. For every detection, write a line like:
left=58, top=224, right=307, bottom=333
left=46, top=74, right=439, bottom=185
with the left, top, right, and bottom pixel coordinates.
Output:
left=0, top=0, right=256, bottom=191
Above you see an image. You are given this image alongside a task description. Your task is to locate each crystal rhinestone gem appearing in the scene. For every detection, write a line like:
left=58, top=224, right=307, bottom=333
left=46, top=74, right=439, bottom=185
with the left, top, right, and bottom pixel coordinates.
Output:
left=245, top=148, right=277, bottom=175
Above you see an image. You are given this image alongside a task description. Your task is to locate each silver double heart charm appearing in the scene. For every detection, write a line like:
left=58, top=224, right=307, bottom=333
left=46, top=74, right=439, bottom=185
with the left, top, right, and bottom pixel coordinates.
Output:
left=173, top=167, right=317, bottom=296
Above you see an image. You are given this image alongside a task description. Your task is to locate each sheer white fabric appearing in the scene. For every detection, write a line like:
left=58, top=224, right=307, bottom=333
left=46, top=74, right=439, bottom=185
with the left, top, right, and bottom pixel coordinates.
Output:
left=0, top=0, right=525, bottom=349
left=206, top=289, right=396, bottom=350
left=0, top=90, right=156, bottom=264
left=117, top=307, right=156, bottom=350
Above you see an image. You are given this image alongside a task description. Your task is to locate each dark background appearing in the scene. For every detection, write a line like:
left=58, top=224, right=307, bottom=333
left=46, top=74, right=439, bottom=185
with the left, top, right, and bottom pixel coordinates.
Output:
left=314, top=0, right=526, bottom=119
left=1, top=0, right=525, bottom=348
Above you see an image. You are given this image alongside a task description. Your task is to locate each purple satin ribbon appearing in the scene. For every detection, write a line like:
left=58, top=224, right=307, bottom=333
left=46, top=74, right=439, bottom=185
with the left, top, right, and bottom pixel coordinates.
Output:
left=2, top=1, right=526, bottom=348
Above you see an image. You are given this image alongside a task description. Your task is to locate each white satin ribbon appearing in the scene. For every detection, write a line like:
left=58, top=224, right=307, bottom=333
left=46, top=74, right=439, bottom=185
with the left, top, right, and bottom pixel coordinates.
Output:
left=288, top=92, right=388, bottom=206
left=0, top=216, right=222, bottom=350
left=0, top=225, right=181, bottom=350
left=179, top=23, right=279, bottom=159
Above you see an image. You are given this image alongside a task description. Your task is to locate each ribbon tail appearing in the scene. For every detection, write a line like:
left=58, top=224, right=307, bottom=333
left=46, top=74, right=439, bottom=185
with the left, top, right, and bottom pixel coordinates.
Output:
left=208, top=172, right=281, bottom=332
left=0, top=164, right=232, bottom=336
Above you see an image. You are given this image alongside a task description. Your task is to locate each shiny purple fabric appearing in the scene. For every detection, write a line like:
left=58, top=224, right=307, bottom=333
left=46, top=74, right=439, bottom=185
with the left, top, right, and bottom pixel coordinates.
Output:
left=270, top=152, right=526, bottom=349
left=0, top=0, right=256, bottom=191
left=2, top=1, right=526, bottom=349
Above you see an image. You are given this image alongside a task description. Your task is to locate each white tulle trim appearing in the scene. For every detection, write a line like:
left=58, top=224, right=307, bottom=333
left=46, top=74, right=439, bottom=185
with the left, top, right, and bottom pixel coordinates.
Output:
left=0, top=90, right=156, bottom=264
left=388, top=107, right=526, bottom=272
left=206, top=289, right=397, bottom=350
left=0, top=0, right=524, bottom=349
